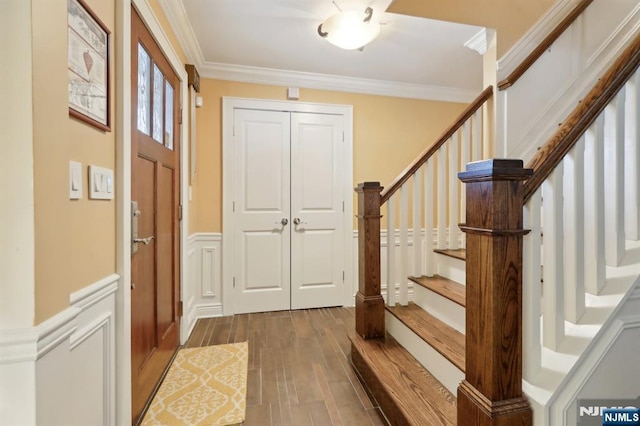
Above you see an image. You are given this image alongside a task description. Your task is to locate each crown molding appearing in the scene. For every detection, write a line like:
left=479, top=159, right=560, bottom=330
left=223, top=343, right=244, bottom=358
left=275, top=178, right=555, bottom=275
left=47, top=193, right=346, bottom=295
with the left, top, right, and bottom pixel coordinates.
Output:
left=159, top=0, right=478, bottom=103
left=498, top=0, right=579, bottom=77
left=200, top=62, right=478, bottom=103
left=465, top=28, right=487, bottom=55
left=158, top=0, right=204, bottom=67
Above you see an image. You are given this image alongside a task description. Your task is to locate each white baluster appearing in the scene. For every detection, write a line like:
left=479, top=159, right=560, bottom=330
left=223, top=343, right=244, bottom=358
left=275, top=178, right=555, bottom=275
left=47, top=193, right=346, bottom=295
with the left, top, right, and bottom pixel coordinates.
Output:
left=523, top=189, right=542, bottom=381
left=625, top=69, right=640, bottom=240
left=386, top=197, right=396, bottom=307
left=472, top=109, right=483, bottom=162
left=584, top=116, right=606, bottom=295
left=604, top=90, right=626, bottom=266
left=399, top=184, right=409, bottom=305
left=460, top=121, right=471, bottom=249
left=424, top=160, right=435, bottom=277
left=437, top=145, right=447, bottom=249
left=413, top=168, right=423, bottom=277
left=542, top=164, right=565, bottom=351
left=563, top=139, right=586, bottom=323
left=449, top=135, right=459, bottom=250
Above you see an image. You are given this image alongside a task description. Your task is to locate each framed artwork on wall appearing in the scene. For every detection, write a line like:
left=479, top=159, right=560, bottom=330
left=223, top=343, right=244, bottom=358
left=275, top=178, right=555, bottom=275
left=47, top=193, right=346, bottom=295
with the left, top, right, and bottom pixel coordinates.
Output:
left=67, top=0, right=111, bottom=131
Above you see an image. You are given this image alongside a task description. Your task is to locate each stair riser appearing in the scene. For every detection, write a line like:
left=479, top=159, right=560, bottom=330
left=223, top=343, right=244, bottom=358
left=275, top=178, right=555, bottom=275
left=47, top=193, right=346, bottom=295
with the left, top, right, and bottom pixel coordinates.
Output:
left=413, top=285, right=466, bottom=334
left=435, top=253, right=466, bottom=284
left=386, top=314, right=464, bottom=395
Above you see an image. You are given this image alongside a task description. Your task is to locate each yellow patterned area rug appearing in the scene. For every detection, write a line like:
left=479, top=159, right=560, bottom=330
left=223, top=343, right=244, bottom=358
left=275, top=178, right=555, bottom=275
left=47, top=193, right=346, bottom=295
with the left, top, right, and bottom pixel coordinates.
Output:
left=141, top=342, right=248, bottom=426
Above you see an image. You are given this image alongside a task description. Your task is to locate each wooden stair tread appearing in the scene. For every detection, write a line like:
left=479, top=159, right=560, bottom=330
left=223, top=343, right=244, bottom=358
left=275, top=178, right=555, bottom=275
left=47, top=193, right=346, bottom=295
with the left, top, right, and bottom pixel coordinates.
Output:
left=387, top=303, right=465, bottom=372
left=409, top=275, right=466, bottom=307
left=350, top=333, right=457, bottom=426
left=433, top=248, right=466, bottom=261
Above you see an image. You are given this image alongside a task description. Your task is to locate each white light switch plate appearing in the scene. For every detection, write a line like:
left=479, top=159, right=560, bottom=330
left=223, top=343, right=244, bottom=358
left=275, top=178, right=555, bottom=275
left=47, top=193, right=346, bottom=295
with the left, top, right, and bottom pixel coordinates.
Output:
left=69, top=161, right=82, bottom=199
left=89, top=165, right=114, bottom=200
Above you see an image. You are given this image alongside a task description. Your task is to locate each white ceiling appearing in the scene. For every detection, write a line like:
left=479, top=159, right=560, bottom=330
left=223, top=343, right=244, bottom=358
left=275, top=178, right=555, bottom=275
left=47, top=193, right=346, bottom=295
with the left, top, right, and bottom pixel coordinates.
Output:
left=163, top=0, right=486, bottom=102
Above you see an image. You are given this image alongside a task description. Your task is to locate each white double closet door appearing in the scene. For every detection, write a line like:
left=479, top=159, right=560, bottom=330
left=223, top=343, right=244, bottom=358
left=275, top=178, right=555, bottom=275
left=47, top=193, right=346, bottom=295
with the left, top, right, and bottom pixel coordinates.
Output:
left=232, top=107, right=346, bottom=314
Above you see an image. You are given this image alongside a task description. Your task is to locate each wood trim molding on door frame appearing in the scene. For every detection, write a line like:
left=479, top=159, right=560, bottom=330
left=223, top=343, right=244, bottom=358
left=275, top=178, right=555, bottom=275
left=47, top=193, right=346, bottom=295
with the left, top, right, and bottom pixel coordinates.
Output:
left=114, top=1, right=190, bottom=424
left=222, top=97, right=355, bottom=316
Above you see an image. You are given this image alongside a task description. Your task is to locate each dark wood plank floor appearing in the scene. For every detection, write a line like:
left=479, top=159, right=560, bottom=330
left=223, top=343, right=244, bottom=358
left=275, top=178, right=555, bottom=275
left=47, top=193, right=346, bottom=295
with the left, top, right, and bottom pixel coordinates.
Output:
left=185, top=307, right=387, bottom=426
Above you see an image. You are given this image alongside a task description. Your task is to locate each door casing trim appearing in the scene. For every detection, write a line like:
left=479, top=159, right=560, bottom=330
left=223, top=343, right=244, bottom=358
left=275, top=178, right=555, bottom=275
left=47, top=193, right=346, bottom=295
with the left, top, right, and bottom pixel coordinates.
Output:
left=115, top=1, right=189, bottom=423
left=222, top=97, right=355, bottom=315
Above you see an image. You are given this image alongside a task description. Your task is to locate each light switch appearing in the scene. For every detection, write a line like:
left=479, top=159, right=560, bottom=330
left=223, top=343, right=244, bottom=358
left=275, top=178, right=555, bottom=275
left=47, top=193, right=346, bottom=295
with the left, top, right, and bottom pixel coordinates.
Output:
left=89, top=165, right=114, bottom=200
left=69, top=161, right=82, bottom=199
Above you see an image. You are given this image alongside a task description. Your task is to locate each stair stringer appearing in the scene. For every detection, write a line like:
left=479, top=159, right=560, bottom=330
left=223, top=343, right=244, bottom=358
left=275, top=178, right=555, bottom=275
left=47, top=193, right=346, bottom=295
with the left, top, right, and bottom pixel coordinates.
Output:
left=522, top=240, right=640, bottom=426
left=547, top=280, right=640, bottom=426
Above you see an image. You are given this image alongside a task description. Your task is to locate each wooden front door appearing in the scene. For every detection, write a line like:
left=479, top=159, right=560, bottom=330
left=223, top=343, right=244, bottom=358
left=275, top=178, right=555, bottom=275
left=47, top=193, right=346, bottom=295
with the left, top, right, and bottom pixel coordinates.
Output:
left=131, top=8, right=181, bottom=423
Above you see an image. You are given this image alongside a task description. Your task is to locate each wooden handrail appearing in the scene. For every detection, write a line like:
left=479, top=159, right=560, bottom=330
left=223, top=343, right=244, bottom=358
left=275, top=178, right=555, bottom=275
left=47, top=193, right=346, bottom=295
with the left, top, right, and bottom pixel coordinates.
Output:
left=497, top=0, right=593, bottom=91
left=523, top=33, right=640, bottom=202
left=380, top=85, right=493, bottom=204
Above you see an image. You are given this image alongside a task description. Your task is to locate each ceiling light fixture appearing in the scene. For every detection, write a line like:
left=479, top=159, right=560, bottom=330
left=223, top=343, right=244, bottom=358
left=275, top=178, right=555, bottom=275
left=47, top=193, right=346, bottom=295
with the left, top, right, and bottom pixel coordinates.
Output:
left=318, top=6, right=380, bottom=50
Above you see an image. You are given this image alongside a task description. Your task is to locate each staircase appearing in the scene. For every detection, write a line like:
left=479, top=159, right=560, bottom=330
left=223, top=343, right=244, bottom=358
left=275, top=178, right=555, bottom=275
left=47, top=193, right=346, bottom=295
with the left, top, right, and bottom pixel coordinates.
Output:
left=350, top=6, right=640, bottom=425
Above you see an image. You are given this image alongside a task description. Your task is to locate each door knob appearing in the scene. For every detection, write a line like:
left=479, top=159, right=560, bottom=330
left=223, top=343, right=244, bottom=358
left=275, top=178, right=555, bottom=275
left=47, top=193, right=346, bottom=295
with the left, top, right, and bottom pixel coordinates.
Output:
left=293, top=218, right=307, bottom=225
left=278, top=218, right=288, bottom=226
left=133, top=236, right=155, bottom=245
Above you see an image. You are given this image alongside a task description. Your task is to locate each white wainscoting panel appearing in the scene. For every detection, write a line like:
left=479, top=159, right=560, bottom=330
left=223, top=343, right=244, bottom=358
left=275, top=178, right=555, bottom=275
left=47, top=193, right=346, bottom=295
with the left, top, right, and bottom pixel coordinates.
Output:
left=186, top=233, right=223, bottom=338
left=498, top=0, right=640, bottom=162
left=0, top=274, right=119, bottom=426
left=202, top=246, right=218, bottom=297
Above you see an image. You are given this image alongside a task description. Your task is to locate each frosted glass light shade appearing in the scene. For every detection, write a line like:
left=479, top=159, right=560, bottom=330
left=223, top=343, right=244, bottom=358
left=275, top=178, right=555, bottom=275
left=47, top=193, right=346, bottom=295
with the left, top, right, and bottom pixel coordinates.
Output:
left=318, top=9, right=380, bottom=50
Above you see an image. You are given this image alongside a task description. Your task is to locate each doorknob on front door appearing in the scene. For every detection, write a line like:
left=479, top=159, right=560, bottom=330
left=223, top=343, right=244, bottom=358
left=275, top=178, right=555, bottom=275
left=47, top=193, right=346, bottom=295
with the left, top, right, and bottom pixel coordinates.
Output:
left=293, top=218, right=307, bottom=225
left=133, top=236, right=155, bottom=245
left=278, top=218, right=288, bottom=226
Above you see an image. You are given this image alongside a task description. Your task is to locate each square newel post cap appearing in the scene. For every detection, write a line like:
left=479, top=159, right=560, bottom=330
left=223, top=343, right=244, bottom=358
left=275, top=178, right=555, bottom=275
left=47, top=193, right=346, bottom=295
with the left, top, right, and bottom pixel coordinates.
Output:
left=355, top=182, right=383, bottom=192
left=458, top=159, right=532, bottom=182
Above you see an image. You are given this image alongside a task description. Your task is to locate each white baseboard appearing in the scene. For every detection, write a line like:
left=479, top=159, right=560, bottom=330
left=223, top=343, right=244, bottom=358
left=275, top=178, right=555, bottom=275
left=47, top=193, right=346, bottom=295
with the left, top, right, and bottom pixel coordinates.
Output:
left=0, top=274, right=118, bottom=426
left=194, top=303, right=224, bottom=319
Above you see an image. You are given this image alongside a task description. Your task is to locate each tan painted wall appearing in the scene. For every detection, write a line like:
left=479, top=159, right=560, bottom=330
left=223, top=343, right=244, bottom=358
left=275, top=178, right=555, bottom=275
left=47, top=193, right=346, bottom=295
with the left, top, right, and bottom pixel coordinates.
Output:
left=189, top=79, right=467, bottom=233
left=32, top=0, right=188, bottom=324
left=32, top=0, right=116, bottom=324
left=29, top=0, right=463, bottom=322
left=387, top=0, right=557, bottom=57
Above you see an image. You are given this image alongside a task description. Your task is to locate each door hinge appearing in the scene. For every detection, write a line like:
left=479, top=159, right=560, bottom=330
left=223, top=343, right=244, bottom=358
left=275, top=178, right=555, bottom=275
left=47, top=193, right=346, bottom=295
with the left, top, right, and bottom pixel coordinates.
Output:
left=178, top=300, right=183, bottom=317
left=233, top=125, right=235, bottom=136
left=342, top=271, right=345, bottom=282
left=342, top=201, right=345, bottom=212
left=233, top=277, right=236, bottom=288
left=179, top=108, right=183, bottom=125
left=342, top=131, right=344, bottom=142
left=178, top=204, right=183, bottom=221
left=233, top=201, right=235, bottom=213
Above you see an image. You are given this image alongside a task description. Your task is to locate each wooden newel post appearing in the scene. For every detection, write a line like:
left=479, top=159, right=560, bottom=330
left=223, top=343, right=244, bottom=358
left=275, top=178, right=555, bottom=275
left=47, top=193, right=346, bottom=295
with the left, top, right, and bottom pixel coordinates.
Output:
left=355, top=182, right=385, bottom=339
left=457, top=159, right=533, bottom=426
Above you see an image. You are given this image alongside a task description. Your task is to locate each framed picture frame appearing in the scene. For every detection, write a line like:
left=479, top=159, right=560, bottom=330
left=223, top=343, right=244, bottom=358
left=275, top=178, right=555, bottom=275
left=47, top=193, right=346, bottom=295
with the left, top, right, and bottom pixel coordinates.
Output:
left=67, top=0, right=111, bottom=131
